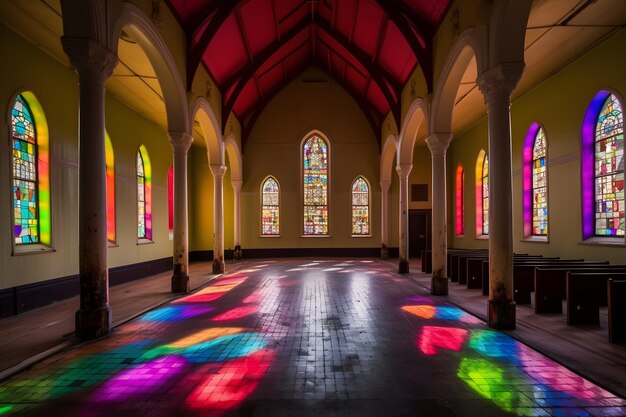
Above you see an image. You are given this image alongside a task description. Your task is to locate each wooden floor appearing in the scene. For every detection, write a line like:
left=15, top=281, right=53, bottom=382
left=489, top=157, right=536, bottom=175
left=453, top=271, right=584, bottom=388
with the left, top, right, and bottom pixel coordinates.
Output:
left=407, top=259, right=626, bottom=399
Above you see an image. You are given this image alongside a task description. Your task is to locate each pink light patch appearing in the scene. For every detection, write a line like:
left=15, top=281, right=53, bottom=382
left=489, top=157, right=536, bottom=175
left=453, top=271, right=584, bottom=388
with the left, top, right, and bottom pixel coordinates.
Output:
left=402, top=305, right=436, bottom=319
left=215, top=276, right=248, bottom=286
left=212, top=306, right=259, bottom=322
left=243, top=293, right=262, bottom=304
left=187, top=350, right=274, bottom=411
left=418, top=326, right=468, bottom=356
left=174, top=292, right=225, bottom=304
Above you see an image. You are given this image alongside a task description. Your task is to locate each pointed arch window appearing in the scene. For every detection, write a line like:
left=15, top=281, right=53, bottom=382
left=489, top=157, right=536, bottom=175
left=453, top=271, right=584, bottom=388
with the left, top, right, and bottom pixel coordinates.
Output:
left=11, top=93, right=50, bottom=248
left=455, top=165, right=464, bottom=236
left=303, top=134, right=329, bottom=235
left=351, top=176, right=370, bottom=236
left=523, top=124, right=549, bottom=239
left=475, top=150, right=488, bottom=237
left=168, top=165, right=174, bottom=239
left=261, top=176, right=280, bottom=235
left=105, top=133, right=116, bottom=243
left=137, top=145, right=152, bottom=241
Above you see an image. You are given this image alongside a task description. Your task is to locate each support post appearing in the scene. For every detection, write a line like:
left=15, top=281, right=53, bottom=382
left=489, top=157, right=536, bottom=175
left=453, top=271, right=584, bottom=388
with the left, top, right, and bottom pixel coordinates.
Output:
left=231, top=179, right=242, bottom=260
left=396, top=164, right=413, bottom=273
left=210, top=164, right=227, bottom=273
left=380, top=179, right=391, bottom=259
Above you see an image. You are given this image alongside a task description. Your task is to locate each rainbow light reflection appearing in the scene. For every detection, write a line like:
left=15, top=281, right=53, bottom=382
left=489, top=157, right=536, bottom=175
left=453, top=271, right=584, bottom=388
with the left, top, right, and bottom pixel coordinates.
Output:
left=140, top=305, right=213, bottom=322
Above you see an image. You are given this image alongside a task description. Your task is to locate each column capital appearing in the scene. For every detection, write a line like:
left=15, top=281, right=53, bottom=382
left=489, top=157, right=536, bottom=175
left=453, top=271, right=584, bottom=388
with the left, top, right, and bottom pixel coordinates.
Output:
left=425, top=133, right=453, bottom=157
left=476, top=62, right=525, bottom=104
left=231, top=180, right=243, bottom=192
left=396, top=164, right=413, bottom=179
left=61, top=37, right=118, bottom=79
left=169, top=132, right=194, bottom=154
left=210, top=164, right=227, bottom=178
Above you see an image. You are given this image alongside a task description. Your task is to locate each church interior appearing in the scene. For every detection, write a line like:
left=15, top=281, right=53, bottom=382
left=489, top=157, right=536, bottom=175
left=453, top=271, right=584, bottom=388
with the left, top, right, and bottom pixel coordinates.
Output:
left=0, top=0, right=626, bottom=416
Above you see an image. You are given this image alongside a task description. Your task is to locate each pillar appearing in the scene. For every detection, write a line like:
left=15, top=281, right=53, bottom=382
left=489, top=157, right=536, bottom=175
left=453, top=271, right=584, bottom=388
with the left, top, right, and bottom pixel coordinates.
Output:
left=231, top=180, right=243, bottom=260
left=396, top=164, right=412, bottom=273
left=477, top=63, right=524, bottom=330
left=62, top=38, right=117, bottom=340
left=380, top=179, right=391, bottom=259
left=425, top=133, right=453, bottom=295
left=210, top=165, right=227, bottom=273
left=169, top=132, right=193, bottom=292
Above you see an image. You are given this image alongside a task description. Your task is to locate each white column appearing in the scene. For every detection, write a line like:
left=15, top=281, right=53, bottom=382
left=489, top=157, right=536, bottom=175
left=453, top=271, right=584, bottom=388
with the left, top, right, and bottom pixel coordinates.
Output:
left=477, top=63, right=524, bottom=330
left=168, top=132, right=193, bottom=292
left=210, top=164, right=227, bottom=273
left=380, top=179, right=391, bottom=259
left=425, top=133, right=453, bottom=295
left=231, top=180, right=243, bottom=259
left=62, top=38, right=117, bottom=340
left=396, top=164, right=413, bottom=273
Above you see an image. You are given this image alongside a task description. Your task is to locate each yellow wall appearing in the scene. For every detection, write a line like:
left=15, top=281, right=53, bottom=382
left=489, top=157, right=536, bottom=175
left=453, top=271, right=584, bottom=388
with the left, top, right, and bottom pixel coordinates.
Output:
left=447, top=29, right=626, bottom=262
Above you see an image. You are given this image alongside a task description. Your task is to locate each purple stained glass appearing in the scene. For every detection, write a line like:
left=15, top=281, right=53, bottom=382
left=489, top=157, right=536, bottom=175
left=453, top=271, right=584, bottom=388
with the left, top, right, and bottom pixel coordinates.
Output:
left=532, top=128, right=548, bottom=236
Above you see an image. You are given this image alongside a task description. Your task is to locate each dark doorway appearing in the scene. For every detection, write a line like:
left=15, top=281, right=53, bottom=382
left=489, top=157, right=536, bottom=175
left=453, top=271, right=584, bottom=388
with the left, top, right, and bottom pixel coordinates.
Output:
left=409, top=210, right=431, bottom=258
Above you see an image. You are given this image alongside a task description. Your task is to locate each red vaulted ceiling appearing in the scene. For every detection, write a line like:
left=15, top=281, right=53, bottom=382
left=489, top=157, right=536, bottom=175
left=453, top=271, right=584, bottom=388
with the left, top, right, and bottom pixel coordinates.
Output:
left=166, top=0, right=450, bottom=138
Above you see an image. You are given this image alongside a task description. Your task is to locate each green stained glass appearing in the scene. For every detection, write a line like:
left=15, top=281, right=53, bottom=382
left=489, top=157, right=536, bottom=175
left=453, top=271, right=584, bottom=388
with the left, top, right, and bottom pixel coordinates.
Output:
left=351, top=177, right=369, bottom=235
left=261, top=177, right=280, bottom=235
left=594, top=94, right=624, bottom=236
left=12, top=95, right=39, bottom=244
left=532, top=128, right=548, bottom=236
left=482, top=156, right=489, bottom=235
left=303, top=135, right=329, bottom=235
left=137, top=151, right=146, bottom=239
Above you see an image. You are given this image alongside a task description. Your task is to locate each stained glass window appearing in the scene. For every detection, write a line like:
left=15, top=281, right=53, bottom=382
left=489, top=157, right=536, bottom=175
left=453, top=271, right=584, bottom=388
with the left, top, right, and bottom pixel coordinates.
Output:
left=352, top=176, right=369, bottom=235
left=168, top=165, right=174, bottom=235
left=137, top=145, right=152, bottom=240
left=303, top=135, right=329, bottom=235
left=456, top=166, right=464, bottom=236
left=532, top=128, right=548, bottom=236
left=594, top=94, right=624, bottom=236
left=261, top=176, right=280, bottom=235
left=482, top=156, right=489, bottom=235
left=12, top=95, right=39, bottom=245
left=105, top=133, right=116, bottom=243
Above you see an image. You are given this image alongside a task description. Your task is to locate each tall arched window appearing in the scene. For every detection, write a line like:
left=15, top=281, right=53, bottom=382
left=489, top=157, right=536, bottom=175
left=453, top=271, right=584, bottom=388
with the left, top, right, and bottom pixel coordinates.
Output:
left=351, top=176, right=370, bottom=236
left=168, top=165, right=174, bottom=239
left=105, top=133, right=116, bottom=243
left=303, top=134, right=329, bottom=235
left=475, top=150, right=488, bottom=237
left=137, top=145, right=152, bottom=240
left=261, top=176, right=280, bottom=235
left=455, top=165, right=464, bottom=236
left=11, top=93, right=50, bottom=247
left=523, top=123, right=548, bottom=238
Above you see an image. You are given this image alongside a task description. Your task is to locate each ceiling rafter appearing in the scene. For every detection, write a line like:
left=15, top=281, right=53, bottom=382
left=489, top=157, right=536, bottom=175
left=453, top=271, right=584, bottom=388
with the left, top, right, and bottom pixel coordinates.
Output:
left=186, top=1, right=221, bottom=33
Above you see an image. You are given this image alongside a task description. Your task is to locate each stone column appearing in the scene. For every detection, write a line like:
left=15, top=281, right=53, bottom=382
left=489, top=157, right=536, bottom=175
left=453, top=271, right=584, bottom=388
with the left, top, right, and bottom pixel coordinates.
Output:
left=62, top=38, right=117, bottom=340
left=396, top=164, right=413, bottom=273
left=169, top=132, right=193, bottom=293
left=380, top=179, right=391, bottom=259
left=210, top=165, right=227, bottom=273
left=231, top=180, right=243, bottom=260
left=477, top=63, right=524, bottom=330
left=425, top=133, right=453, bottom=295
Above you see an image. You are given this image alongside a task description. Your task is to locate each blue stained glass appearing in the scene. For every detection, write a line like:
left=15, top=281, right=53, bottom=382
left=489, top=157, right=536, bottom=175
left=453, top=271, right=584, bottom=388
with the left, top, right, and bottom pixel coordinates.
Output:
left=532, top=128, right=548, bottom=236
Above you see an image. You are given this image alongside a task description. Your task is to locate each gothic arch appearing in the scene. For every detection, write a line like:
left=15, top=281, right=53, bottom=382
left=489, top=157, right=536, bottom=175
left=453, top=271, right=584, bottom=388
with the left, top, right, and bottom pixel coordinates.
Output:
left=190, top=97, right=224, bottom=167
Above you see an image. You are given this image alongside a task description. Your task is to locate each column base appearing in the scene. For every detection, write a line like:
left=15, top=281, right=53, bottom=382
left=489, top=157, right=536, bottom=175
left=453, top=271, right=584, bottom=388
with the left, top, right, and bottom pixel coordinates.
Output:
left=212, top=259, right=225, bottom=274
left=171, top=273, right=190, bottom=293
left=233, top=245, right=243, bottom=260
left=75, top=306, right=112, bottom=341
left=431, top=275, right=449, bottom=295
left=488, top=299, right=516, bottom=330
left=380, top=246, right=389, bottom=259
left=398, top=258, right=410, bottom=274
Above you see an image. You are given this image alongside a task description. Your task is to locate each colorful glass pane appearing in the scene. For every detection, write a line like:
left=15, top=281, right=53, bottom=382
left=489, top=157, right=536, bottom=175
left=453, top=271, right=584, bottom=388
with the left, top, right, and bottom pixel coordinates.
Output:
left=456, top=166, right=464, bottom=236
left=261, top=177, right=279, bottom=235
left=12, top=95, right=39, bottom=244
left=351, top=177, right=369, bottom=235
left=594, top=94, right=624, bottom=236
left=532, top=128, right=548, bottom=236
left=105, top=134, right=116, bottom=242
left=303, top=135, right=329, bottom=235
left=482, top=156, right=489, bottom=235
left=137, top=151, right=146, bottom=239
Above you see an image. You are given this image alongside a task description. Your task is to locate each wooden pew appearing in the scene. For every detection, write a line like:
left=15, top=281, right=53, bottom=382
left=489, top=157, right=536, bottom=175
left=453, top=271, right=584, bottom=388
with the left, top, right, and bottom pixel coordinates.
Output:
left=534, top=265, right=626, bottom=313
left=567, top=272, right=626, bottom=325
left=449, top=250, right=487, bottom=282
left=608, top=279, right=626, bottom=343
left=465, top=255, right=543, bottom=290
left=421, top=250, right=431, bottom=273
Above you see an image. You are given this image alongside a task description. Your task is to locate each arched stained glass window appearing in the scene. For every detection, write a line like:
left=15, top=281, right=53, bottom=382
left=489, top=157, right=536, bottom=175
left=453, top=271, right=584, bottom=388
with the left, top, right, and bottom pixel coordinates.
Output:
left=455, top=165, right=464, bottom=236
left=351, top=176, right=370, bottom=235
left=105, top=133, right=116, bottom=243
left=532, top=128, right=548, bottom=236
left=261, top=176, right=280, bottom=235
left=482, top=156, right=489, bottom=235
left=475, top=150, right=487, bottom=237
left=168, top=165, right=174, bottom=239
left=303, top=135, right=329, bottom=235
left=137, top=145, right=152, bottom=240
left=12, top=95, right=39, bottom=245
left=594, top=93, right=624, bottom=236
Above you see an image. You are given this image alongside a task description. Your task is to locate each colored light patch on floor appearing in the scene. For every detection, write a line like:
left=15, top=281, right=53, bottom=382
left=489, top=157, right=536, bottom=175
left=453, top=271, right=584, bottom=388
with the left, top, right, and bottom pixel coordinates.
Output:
left=402, top=305, right=435, bottom=319
left=182, top=332, right=268, bottom=363
left=214, top=276, right=247, bottom=286
left=174, top=292, right=224, bottom=303
left=418, top=326, right=468, bottom=355
left=0, top=405, right=13, bottom=415
left=469, top=330, right=520, bottom=359
left=242, top=293, right=262, bottom=304
left=187, top=350, right=274, bottom=410
left=140, top=305, right=213, bottom=322
left=402, top=304, right=481, bottom=324
left=212, top=306, right=259, bottom=321
left=93, top=355, right=186, bottom=401
left=167, top=328, right=245, bottom=348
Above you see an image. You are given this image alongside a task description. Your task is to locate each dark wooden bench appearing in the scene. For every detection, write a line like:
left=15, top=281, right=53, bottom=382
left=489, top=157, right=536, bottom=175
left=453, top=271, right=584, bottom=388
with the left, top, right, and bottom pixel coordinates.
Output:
left=465, top=255, right=543, bottom=290
left=567, top=272, right=626, bottom=325
left=608, top=279, right=626, bottom=343
left=421, top=250, right=431, bottom=273
left=449, top=250, right=486, bottom=282
left=534, top=265, right=626, bottom=313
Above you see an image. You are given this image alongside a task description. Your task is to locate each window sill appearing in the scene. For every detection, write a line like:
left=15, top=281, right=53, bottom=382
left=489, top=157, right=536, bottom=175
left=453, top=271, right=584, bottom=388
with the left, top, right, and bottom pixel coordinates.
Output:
left=108, top=241, right=119, bottom=248
left=168, top=231, right=173, bottom=241
left=300, top=235, right=331, bottom=238
left=456, top=235, right=465, bottom=239
left=259, top=234, right=281, bottom=238
left=12, top=244, right=55, bottom=256
left=521, top=235, right=549, bottom=244
left=475, top=235, right=489, bottom=240
left=579, top=236, right=626, bottom=247
left=351, top=234, right=372, bottom=238
left=137, top=238, right=154, bottom=245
